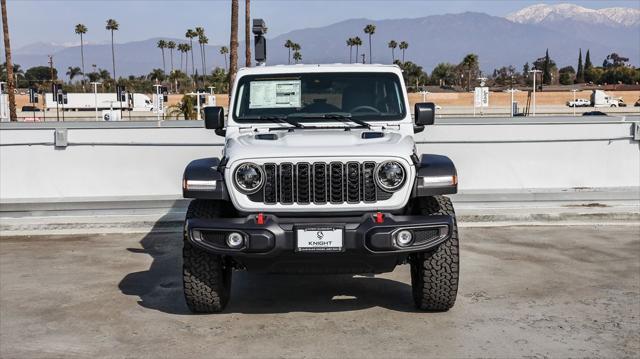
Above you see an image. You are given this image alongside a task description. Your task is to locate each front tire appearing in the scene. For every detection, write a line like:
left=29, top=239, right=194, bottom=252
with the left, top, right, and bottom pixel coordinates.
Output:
left=410, top=196, right=460, bottom=311
left=183, top=200, right=232, bottom=313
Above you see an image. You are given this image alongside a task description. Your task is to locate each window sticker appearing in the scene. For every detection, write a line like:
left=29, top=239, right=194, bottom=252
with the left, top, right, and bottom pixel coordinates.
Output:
left=249, top=80, right=301, bottom=109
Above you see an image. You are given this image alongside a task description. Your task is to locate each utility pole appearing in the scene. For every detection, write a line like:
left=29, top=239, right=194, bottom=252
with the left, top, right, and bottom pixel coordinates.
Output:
left=571, top=88, right=578, bottom=117
left=528, top=69, right=541, bottom=116
left=91, top=82, right=102, bottom=121
left=49, top=55, right=59, bottom=122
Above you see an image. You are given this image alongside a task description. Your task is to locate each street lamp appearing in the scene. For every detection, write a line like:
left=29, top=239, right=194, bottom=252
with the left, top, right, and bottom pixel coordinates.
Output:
left=0, top=81, right=6, bottom=122
left=420, top=89, right=430, bottom=102
left=571, top=88, right=579, bottom=117
left=528, top=69, right=542, bottom=116
left=90, top=82, right=102, bottom=121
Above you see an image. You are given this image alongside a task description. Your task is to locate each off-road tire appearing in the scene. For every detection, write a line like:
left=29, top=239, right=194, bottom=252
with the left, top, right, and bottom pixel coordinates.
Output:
left=410, top=196, right=459, bottom=311
left=183, top=200, right=232, bottom=313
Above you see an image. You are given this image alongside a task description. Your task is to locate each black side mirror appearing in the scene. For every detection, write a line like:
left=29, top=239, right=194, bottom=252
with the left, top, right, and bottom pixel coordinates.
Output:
left=415, top=102, right=435, bottom=126
left=203, top=106, right=225, bottom=136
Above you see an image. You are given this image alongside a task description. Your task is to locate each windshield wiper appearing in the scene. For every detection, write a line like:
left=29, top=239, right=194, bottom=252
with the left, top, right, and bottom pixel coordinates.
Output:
left=289, top=113, right=371, bottom=129
left=238, top=115, right=304, bottom=129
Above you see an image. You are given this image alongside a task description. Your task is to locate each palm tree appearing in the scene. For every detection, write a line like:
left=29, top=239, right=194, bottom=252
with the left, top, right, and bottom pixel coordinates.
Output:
left=178, top=44, right=189, bottom=74
left=346, top=38, right=354, bottom=63
left=284, top=39, right=294, bottom=64
left=399, top=41, right=408, bottom=62
left=105, top=19, right=119, bottom=82
left=461, top=53, right=479, bottom=91
left=242, top=0, right=250, bottom=68
left=74, top=24, right=88, bottom=86
left=66, top=66, right=82, bottom=83
left=184, top=44, right=192, bottom=74
left=293, top=51, right=302, bottom=64
left=1, top=0, right=16, bottom=120
left=167, top=41, right=176, bottom=73
left=363, top=24, right=376, bottom=64
left=388, top=40, right=397, bottom=62
left=185, top=29, right=197, bottom=78
left=220, top=46, right=229, bottom=70
left=229, top=0, right=239, bottom=95
left=157, top=39, right=167, bottom=75
left=147, top=68, right=165, bottom=82
left=353, top=37, right=362, bottom=63
left=195, top=27, right=206, bottom=79
left=98, top=68, right=111, bottom=81
left=197, top=32, right=209, bottom=81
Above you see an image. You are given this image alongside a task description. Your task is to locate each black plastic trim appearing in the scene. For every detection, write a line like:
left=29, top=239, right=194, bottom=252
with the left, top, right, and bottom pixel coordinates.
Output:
left=182, top=157, right=229, bottom=200
left=413, top=154, right=458, bottom=197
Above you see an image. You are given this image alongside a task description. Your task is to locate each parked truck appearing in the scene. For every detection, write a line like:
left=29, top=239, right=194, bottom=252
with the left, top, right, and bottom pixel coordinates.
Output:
left=181, top=64, right=459, bottom=313
left=591, top=90, right=625, bottom=107
left=44, top=93, right=154, bottom=111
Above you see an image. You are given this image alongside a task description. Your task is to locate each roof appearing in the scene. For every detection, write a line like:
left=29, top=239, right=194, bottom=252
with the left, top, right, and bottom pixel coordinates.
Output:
left=236, top=63, right=402, bottom=76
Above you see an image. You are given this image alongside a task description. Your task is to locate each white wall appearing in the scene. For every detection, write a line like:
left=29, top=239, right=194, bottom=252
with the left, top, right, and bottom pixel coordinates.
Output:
left=1, top=119, right=638, bottom=208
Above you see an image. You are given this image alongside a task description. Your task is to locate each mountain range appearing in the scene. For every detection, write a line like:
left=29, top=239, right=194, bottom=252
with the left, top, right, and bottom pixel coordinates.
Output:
left=11, top=3, right=640, bottom=79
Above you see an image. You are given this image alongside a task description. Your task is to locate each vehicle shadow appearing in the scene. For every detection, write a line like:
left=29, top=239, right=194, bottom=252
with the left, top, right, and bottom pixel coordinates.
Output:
left=118, top=213, right=418, bottom=315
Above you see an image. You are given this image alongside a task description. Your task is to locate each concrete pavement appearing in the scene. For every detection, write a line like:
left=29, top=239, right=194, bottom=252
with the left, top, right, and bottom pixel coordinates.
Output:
left=1, top=225, right=639, bottom=358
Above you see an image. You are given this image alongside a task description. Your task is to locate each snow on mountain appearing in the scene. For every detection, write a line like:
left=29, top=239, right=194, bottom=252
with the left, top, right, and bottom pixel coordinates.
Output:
left=506, top=3, right=640, bottom=27
left=599, top=7, right=640, bottom=27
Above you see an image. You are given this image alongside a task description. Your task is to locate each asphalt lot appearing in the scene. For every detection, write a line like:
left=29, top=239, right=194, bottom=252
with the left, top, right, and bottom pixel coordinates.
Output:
left=1, top=225, right=638, bottom=358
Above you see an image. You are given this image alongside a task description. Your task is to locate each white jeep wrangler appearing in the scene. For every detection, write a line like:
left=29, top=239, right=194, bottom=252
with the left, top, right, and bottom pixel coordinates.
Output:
left=182, top=64, right=459, bottom=312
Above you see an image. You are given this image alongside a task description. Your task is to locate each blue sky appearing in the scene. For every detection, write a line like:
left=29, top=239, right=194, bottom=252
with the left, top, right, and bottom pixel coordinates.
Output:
left=5, top=0, right=639, bottom=47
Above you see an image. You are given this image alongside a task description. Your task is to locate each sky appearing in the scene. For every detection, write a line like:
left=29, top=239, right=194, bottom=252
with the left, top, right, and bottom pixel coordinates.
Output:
left=4, top=0, right=639, bottom=48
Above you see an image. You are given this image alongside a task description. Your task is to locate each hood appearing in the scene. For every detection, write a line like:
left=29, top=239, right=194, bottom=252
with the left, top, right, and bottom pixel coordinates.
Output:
left=224, top=129, right=415, bottom=162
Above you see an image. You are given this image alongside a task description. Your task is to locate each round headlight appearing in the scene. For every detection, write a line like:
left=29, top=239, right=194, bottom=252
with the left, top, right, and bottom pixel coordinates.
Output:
left=234, top=163, right=264, bottom=194
left=375, top=161, right=406, bottom=191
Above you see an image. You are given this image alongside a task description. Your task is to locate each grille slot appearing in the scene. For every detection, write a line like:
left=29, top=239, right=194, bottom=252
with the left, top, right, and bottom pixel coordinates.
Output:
left=263, top=163, right=277, bottom=204
left=258, top=161, right=391, bottom=205
left=329, top=162, right=344, bottom=203
left=280, top=163, right=294, bottom=204
left=313, top=163, right=327, bottom=204
left=296, top=163, right=311, bottom=204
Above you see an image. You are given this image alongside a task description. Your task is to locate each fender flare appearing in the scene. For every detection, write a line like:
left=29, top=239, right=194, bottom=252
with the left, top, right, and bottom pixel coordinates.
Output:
left=413, top=154, right=458, bottom=197
left=182, top=157, right=229, bottom=200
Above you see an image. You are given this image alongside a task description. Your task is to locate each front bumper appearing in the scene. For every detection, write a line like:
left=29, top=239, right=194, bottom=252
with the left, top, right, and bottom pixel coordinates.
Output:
left=186, top=212, right=452, bottom=259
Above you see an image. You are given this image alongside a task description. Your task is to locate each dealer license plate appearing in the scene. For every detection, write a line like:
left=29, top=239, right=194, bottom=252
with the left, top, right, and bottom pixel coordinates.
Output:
left=296, top=227, right=344, bottom=252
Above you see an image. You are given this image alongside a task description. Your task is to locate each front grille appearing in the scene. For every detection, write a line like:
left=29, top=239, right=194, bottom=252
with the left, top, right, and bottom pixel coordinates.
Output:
left=261, top=161, right=385, bottom=205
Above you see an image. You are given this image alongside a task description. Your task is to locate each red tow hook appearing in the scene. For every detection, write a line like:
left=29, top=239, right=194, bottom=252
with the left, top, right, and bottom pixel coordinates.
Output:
left=375, top=212, right=384, bottom=224
left=257, top=213, right=265, bottom=225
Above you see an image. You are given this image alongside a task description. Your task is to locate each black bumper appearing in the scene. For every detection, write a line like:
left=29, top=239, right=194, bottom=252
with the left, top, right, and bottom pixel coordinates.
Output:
left=185, top=213, right=453, bottom=273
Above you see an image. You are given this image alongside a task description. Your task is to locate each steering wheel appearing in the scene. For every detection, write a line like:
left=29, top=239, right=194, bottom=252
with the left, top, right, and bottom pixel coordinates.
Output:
left=350, top=105, right=381, bottom=114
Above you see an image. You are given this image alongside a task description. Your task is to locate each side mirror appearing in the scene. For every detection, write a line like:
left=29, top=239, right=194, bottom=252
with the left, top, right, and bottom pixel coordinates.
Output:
left=203, top=106, right=225, bottom=136
left=414, top=102, right=435, bottom=126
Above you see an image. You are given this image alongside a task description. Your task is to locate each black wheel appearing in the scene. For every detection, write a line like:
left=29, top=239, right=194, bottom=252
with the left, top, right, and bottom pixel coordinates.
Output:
left=410, top=196, right=459, bottom=311
left=183, top=200, right=232, bottom=313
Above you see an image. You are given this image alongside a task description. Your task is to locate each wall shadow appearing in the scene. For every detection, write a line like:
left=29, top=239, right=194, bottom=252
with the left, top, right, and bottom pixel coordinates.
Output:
left=118, top=212, right=417, bottom=315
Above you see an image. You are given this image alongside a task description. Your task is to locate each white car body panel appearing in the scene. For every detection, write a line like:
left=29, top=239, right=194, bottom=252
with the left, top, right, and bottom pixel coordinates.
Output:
left=221, top=64, right=418, bottom=213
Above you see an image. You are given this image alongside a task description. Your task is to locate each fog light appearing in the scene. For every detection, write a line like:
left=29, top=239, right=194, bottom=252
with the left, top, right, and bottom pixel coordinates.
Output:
left=394, top=230, right=413, bottom=247
left=226, top=232, right=245, bottom=248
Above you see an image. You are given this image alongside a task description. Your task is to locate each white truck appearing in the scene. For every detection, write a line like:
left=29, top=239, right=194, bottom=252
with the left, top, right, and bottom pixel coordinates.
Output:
left=181, top=64, right=460, bottom=313
left=591, top=90, right=625, bottom=107
left=44, top=93, right=154, bottom=111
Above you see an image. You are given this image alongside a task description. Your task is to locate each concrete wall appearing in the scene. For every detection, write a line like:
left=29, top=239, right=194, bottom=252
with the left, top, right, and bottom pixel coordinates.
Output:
left=1, top=117, right=638, bottom=209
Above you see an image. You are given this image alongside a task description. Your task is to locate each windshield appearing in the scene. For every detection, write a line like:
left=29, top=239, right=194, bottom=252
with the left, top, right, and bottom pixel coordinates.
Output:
left=233, top=72, right=406, bottom=123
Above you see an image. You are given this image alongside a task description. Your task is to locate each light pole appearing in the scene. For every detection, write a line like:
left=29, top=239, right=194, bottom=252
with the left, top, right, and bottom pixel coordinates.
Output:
left=153, top=84, right=163, bottom=122
left=421, top=90, right=430, bottom=102
left=571, top=88, right=578, bottom=117
left=0, top=82, right=6, bottom=122
left=90, top=82, right=102, bottom=121
left=528, top=69, right=541, bottom=116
